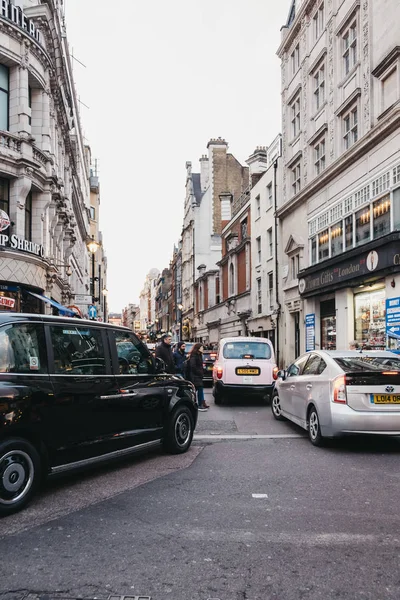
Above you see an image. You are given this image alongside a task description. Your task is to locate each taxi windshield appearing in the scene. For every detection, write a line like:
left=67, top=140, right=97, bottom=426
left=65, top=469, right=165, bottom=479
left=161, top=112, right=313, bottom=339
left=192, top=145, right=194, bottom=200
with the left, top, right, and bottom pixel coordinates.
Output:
left=223, top=342, right=271, bottom=360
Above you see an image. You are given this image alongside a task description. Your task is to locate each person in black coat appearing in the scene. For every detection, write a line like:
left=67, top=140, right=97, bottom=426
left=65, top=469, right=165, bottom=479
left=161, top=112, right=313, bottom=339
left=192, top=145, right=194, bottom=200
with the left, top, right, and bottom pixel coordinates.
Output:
left=155, top=333, right=175, bottom=374
left=173, top=341, right=187, bottom=376
left=188, top=343, right=209, bottom=411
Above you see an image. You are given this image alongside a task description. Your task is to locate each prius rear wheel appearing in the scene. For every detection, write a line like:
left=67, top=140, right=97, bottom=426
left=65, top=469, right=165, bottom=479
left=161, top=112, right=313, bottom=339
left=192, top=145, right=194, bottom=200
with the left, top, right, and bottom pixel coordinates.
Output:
left=308, top=405, right=324, bottom=446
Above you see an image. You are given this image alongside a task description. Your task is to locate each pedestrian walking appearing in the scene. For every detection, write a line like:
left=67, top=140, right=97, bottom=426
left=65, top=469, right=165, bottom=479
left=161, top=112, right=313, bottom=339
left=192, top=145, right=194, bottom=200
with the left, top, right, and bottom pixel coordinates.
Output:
left=173, top=341, right=187, bottom=376
left=188, top=343, right=209, bottom=411
left=155, top=333, right=175, bottom=374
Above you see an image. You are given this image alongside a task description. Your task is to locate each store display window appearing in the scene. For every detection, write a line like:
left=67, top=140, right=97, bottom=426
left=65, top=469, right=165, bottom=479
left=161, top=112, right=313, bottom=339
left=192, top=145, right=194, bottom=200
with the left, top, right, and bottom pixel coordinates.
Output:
left=330, top=223, right=343, bottom=257
left=318, top=229, right=329, bottom=261
left=354, top=287, right=386, bottom=349
left=355, top=206, right=370, bottom=246
left=320, top=299, right=336, bottom=350
left=372, top=196, right=390, bottom=238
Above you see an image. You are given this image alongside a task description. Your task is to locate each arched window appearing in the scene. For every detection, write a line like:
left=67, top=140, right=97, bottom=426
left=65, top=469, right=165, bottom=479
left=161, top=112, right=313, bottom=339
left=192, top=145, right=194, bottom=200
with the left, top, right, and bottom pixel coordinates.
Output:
left=229, top=263, right=235, bottom=296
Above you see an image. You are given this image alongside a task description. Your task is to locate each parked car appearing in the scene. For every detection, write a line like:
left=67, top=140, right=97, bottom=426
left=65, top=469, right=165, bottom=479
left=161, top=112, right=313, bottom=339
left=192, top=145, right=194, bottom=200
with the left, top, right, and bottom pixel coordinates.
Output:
left=212, top=337, right=278, bottom=404
left=272, top=350, right=400, bottom=446
left=0, top=313, right=198, bottom=516
left=202, top=349, right=217, bottom=383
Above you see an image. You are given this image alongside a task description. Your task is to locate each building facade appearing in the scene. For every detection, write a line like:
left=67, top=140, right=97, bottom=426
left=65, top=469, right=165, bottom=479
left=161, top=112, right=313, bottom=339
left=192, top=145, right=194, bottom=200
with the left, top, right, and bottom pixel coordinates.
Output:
left=0, top=0, right=98, bottom=316
left=277, top=0, right=400, bottom=364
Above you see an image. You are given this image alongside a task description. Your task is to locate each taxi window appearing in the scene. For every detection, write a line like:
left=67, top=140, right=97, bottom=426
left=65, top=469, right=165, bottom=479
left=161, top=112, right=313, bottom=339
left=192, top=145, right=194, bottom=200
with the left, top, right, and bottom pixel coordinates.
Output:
left=50, top=325, right=106, bottom=375
left=223, top=341, right=271, bottom=360
left=0, top=322, right=47, bottom=374
left=112, top=330, right=153, bottom=374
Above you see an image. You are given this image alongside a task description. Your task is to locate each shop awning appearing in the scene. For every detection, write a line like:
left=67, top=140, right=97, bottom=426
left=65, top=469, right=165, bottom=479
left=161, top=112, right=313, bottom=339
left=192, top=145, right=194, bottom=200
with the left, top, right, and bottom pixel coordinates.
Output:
left=27, top=292, right=76, bottom=317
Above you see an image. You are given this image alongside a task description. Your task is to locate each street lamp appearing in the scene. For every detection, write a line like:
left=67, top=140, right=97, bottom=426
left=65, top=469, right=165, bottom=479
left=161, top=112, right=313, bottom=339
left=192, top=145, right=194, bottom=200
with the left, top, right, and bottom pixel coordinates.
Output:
left=49, top=262, right=72, bottom=277
left=87, top=236, right=100, bottom=303
left=177, top=303, right=183, bottom=341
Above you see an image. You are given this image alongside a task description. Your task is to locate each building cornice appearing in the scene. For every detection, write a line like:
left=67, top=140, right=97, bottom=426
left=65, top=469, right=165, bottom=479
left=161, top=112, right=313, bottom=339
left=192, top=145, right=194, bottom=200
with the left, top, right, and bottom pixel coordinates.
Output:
left=277, top=105, right=400, bottom=218
left=372, top=46, right=400, bottom=78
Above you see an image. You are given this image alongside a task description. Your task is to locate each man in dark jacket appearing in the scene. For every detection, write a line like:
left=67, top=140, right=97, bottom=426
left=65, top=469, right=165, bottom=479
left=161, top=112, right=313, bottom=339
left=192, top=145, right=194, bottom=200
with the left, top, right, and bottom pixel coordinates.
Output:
left=155, top=333, right=175, bottom=374
left=173, top=341, right=186, bottom=376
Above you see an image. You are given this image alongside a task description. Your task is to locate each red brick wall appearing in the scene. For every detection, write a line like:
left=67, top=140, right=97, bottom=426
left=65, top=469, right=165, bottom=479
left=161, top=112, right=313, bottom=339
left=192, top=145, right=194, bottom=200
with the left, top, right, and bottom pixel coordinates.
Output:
left=237, top=249, right=246, bottom=294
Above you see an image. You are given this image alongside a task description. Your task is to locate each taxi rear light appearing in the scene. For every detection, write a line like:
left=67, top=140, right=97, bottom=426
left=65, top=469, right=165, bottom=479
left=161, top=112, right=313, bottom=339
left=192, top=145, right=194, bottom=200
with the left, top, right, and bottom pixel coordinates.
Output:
left=382, top=371, right=399, bottom=375
left=215, top=365, right=223, bottom=379
left=333, top=375, right=347, bottom=404
left=272, top=366, right=279, bottom=381
left=210, top=353, right=217, bottom=359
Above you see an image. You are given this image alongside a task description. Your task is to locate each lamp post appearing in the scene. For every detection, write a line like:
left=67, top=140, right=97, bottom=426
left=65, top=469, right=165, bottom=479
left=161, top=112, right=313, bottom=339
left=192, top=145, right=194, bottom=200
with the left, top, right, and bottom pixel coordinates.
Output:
left=177, top=303, right=183, bottom=341
left=102, top=287, right=108, bottom=322
left=87, top=236, right=100, bottom=305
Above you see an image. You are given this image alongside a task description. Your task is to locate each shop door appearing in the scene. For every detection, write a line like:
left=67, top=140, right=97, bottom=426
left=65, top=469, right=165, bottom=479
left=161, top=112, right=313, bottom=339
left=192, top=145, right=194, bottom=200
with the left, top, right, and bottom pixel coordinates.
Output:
left=320, top=299, right=336, bottom=350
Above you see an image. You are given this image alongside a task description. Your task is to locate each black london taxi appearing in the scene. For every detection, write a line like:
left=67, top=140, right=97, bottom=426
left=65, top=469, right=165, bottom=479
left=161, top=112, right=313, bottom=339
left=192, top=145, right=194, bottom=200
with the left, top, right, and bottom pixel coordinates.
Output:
left=0, top=313, right=198, bottom=516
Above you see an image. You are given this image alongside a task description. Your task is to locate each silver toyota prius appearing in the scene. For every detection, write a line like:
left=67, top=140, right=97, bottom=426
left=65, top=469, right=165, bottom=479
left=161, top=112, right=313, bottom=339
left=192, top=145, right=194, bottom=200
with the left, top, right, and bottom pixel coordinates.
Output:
left=272, top=350, right=400, bottom=446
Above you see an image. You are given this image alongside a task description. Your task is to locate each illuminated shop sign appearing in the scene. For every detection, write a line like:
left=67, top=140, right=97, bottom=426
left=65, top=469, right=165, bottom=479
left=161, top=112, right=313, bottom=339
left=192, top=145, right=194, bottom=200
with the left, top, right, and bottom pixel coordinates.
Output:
left=299, top=238, right=400, bottom=297
left=0, top=0, right=40, bottom=43
left=0, top=210, right=44, bottom=257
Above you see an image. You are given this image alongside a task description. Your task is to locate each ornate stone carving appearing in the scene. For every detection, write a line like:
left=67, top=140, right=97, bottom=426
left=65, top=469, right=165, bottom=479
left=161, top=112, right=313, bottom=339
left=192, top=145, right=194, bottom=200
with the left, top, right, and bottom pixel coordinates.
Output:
left=362, top=0, right=370, bottom=130
left=327, top=18, right=335, bottom=159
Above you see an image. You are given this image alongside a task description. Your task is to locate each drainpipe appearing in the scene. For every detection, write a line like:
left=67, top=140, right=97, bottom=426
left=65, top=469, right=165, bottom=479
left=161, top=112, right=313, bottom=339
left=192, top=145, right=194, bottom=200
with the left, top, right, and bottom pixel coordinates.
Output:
left=274, top=160, right=281, bottom=367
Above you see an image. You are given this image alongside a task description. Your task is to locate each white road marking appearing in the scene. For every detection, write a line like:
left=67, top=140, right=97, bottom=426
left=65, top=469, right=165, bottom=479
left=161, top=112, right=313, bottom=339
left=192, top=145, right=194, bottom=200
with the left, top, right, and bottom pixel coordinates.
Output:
left=193, top=433, right=304, bottom=440
left=252, top=493, right=268, bottom=499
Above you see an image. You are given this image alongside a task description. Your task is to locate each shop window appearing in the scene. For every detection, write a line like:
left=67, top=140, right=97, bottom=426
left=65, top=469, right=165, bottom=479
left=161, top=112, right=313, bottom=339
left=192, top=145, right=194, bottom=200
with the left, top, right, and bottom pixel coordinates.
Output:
left=0, top=64, right=9, bottom=131
left=0, top=177, right=9, bottom=214
left=372, top=196, right=390, bottom=238
left=318, top=229, right=329, bottom=261
left=355, top=206, right=370, bottom=246
left=320, top=299, right=336, bottom=350
left=354, top=288, right=386, bottom=350
left=330, top=223, right=343, bottom=257
left=345, top=215, right=353, bottom=249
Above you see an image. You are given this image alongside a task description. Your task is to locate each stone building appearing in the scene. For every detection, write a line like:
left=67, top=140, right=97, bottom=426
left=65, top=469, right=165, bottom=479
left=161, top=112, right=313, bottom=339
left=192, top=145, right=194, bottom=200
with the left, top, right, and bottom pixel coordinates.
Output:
left=181, top=138, right=249, bottom=341
left=277, top=0, right=400, bottom=364
left=0, top=0, right=97, bottom=315
left=139, top=267, right=159, bottom=337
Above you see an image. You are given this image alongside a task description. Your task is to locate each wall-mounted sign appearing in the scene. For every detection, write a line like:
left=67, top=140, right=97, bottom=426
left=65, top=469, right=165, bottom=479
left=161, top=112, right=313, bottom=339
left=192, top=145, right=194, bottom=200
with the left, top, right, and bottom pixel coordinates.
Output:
left=73, top=294, right=93, bottom=305
left=386, top=297, right=400, bottom=339
left=0, top=211, right=44, bottom=257
left=299, top=237, right=400, bottom=297
left=0, top=296, right=15, bottom=308
left=305, top=313, right=315, bottom=352
left=1, top=0, right=41, bottom=42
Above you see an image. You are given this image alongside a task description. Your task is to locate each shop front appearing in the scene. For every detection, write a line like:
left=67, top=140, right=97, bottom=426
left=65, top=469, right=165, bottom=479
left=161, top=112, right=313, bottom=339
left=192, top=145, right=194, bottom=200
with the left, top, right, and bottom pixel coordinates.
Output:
left=298, top=232, right=400, bottom=352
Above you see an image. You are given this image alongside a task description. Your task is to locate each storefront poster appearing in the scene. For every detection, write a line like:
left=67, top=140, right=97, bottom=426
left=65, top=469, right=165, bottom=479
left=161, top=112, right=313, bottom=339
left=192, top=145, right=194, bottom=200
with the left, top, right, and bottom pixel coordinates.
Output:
left=305, top=313, right=315, bottom=352
left=386, top=297, right=400, bottom=339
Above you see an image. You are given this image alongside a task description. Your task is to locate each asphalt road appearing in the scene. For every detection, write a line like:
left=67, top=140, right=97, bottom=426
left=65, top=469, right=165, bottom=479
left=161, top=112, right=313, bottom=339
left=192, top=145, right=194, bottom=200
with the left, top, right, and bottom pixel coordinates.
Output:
left=1, top=389, right=400, bottom=600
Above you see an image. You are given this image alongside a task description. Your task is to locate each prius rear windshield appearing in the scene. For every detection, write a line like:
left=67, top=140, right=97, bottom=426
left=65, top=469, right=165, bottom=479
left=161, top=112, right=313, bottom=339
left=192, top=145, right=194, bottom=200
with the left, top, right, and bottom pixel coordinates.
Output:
left=334, top=356, right=400, bottom=372
left=223, top=342, right=271, bottom=360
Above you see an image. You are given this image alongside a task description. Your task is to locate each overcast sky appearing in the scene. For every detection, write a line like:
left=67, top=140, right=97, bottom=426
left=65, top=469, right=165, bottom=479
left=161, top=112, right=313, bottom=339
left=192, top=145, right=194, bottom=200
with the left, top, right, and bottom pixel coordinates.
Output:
left=65, top=0, right=289, bottom=313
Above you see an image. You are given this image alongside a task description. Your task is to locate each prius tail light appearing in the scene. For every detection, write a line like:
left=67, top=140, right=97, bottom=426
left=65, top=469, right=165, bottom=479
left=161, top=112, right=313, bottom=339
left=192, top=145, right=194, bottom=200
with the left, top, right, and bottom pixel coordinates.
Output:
left=332, top=375, right=347, bottom=404
left=272, top=366, right=279, bottom=381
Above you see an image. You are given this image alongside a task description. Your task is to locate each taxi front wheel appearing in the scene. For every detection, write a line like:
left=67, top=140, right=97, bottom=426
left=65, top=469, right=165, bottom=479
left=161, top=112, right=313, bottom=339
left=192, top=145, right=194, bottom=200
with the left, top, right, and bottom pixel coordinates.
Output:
left=164, top=407, right=194, bottom=454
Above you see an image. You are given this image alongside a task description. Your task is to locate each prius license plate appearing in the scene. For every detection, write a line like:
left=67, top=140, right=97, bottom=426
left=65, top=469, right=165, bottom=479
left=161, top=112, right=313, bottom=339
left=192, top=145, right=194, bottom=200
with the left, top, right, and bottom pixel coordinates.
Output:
left=371, top=394, right=400, bottom=404
left=236, top=367, right=260, bottom=376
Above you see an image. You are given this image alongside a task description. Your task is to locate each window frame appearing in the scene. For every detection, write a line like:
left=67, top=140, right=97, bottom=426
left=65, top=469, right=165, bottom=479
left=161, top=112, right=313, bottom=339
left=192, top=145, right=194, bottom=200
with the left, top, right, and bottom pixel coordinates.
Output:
left=313, top=3, right=324, bottom=40
left=291, top=161, right=301, bottom=196
left=255, top=194, right=261, bottom=219
left=343, top=104, right=358, bottom=150
left=0, top=177, right=10, bottom=214
left=342, top=20, right=357, bottom=76
left=48, top=324, right=111, bottom=376
left=256, top=277, right=262, bottom=314
left=314, top=63, right=325, bottom=112
left=268, top=271, right=274, bottom=310
left=314, top=137, right=326, bottom=175
left=267, top=228, right=273, bottom=258
left=290, top=94, right=301, bottom=139
left=0, top=64, right=9, bottom=131
left=267, top=183, right=273, bottom=208
left=25, top=191, right=32, bottom=241
left=256, top=236, right=261, bottom=264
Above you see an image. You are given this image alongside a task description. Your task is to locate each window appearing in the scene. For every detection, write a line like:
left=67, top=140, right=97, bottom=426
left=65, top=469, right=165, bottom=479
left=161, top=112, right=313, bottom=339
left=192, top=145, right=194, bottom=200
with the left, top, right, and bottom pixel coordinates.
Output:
left=287, top=355, right=309, bottom=377
left=256, top=236, right=261, bottom=264
left=314, top=138, right=326, bottom=175
left=291, top=44, right=300, bottom=74
left=382, top=68, right=398, bottom=112
left=291, top=161, right=301, bottom=195
left=330, top=222, right=343, bottom=257
left=372, top=172, right=390, bottom=197
left=354, top=185, right=369, bottom=208
left=343, top=21, right=357, bottom=75
left=229, top=262, right=235, bottom=296
left=314, top=64, right=325, bottom=111
left=267, top=183, right=273, bottom=208
left=0, top=323, right=47, bottom=374
left=267, top=228, right=273, bottom=257
left=313, top=4, right=324, bottom=39
left=223, top=341, right=271, bottom=360
left=373, top=196, right=390, bottom=238
left=28, top=86, right=32, bottom=126
left=50, top=325, right=107, bottom=375
left=216, top=274, right=220, bottom=304
left=0, top=177, right=9, bottom=214
left=25, top=192, right=32, bottom=241
left=291, top=254, right=300, bottom=279
left=303, top=354, right=327, bottom=375
left=290, top=95, right=301, bottom=138
left=268, top=272, right=274, bottom=310
left=90, top=206, right=96, bottom=220
left=343, top=105, right=358, bottom=150
left=354, top=288, right=386, bottom=350
left=355, top=206, right=370, bottom=246
left=311, top=236, right=317, bottom=264
left=257, top=278, right=262, bottom=314
left=241, top=218, right=248, bottom=240
left=255, top=194, right=260, bottom=219
left=318, top=229, right=329, bottom=260
left=0, top=64, right=9, bottom=131
left=113, top=330, right=152, bottom=374
left=345, top=215, right=353, bottom=249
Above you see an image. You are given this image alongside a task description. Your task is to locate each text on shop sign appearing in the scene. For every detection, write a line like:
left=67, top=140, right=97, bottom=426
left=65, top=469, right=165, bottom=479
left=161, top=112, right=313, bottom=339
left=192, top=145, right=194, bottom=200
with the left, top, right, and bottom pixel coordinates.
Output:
left=0, top=0, right=40, bottom=42
left=0, top=233, right=44, bottom=257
